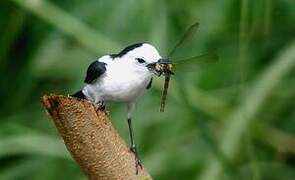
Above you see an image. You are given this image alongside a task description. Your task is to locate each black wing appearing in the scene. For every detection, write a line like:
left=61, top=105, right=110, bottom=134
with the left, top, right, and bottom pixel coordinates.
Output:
left=84, top=61, right=107, bottom=84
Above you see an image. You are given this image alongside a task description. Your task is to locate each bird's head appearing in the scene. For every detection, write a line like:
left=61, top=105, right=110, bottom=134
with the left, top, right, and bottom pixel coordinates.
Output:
left=111, top=43, right=173, bottom=76
left=116, top=43, right=173, bottom=75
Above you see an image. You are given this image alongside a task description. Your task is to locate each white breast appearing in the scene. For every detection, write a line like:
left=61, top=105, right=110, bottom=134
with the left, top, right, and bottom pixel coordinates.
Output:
left=83, top=57, right=153, bottom=103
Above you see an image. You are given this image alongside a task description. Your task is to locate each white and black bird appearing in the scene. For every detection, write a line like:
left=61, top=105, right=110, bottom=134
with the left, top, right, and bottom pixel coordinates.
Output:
left=72, top=42, right=169, bottom=171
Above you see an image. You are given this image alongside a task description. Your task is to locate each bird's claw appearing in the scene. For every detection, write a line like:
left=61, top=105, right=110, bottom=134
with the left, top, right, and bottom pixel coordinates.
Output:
left=96, top=101, right=106, bottom=113
left=135, top=157, right=143, bottom=174
left=130, top=145, right=143, bottom=174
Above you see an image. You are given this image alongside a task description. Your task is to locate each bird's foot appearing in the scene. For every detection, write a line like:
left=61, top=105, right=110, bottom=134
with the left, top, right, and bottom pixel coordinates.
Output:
left=130, top=145, right=143, bottom=174
left=96, top=101, right=106, bottom=113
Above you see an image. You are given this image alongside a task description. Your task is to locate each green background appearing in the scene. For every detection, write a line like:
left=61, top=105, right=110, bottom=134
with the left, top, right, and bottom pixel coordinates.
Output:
left=0, top=0, right=295, bottom=179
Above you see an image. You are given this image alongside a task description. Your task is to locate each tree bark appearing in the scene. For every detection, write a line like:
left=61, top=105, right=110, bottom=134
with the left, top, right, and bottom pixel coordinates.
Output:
left=42, top=95, right=152, bottom=180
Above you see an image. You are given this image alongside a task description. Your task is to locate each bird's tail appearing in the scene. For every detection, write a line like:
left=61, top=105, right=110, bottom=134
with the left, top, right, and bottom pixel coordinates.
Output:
left=71, top=90, right=86, bottom=99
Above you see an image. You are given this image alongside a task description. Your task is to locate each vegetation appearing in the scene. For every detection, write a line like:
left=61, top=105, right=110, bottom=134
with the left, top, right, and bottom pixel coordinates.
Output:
left=1, top=0, right=294, bottom=179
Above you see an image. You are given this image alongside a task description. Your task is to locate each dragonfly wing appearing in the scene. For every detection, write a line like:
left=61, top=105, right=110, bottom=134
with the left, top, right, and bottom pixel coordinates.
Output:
left=168, top=22, right=200, bottom=58
left=173, top=53, right=219, bottom=72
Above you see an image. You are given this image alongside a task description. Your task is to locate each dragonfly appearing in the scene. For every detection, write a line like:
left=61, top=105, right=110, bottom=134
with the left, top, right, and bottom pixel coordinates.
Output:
left=156, top=22, right=219, bottom=112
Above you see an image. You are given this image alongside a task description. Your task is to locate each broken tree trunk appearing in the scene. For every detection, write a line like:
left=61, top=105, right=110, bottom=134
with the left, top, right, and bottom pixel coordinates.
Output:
left=42, top=95, right=152, bottom=180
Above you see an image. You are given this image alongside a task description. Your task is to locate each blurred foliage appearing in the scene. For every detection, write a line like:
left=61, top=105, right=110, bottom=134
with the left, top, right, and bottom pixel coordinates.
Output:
left=0, top=0, right=295, bottom=179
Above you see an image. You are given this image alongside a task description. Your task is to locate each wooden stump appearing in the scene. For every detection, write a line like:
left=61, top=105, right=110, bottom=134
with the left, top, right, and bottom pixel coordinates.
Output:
left=42, top=95, right=152, bottom=180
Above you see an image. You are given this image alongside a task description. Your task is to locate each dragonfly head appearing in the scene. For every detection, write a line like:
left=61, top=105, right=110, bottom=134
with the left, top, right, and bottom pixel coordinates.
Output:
left=146, top=58, right=175, bottom=76
left=158, top=58, right=172, bottom=64
left=158, top=58, right=175, bottom=76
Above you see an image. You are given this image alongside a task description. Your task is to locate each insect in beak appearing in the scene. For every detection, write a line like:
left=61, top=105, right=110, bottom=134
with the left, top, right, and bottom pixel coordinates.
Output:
left=146, top=62, right=161, bottom=76
left=157, top=59, right=175, bottom=76
left=146, top=59, right=175, bottom=76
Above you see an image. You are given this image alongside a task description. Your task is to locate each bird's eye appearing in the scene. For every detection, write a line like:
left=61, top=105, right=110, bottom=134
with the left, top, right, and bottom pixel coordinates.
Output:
left=136, top=58, right=146, bottom=64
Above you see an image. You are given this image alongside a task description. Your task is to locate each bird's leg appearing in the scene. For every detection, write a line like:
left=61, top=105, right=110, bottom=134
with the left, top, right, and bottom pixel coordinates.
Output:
left=127, top=118, right=143, bottom=174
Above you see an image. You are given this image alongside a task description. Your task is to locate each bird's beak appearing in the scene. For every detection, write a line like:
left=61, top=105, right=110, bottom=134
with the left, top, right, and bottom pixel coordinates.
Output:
left=146, top=62, right=156, bottom=69
left=146, top=62, right=161, bottom=76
